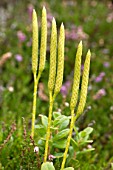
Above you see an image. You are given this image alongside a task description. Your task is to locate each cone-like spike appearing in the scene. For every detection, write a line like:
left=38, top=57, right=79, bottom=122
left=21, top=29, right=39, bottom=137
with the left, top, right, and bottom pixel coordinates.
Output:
left=32, top=9, right=38, bottom=74
left=54, top=23, right=65, bottom=95
left=70, top=41, right=82, bottom=109
left=48, top=18, right=57, bottom=92
left=76, top=49, right=91, bottom=117
left=39, top=6, right=47, bottom=73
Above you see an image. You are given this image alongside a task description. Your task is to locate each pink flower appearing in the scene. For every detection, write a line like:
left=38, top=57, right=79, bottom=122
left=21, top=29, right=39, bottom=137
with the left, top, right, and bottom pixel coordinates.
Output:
left=15, top=54, right=23, bottom=62
left=103, top=62, right=110, bottom=68
left=93, top=88, right=106, bottom=100
left=95, top=76, right=102, bottom=83
left=60, top=80, right=71, bottom=97
left=95, top=72, right=105, bottom=83
left=48, top=154, right=55, bottom=161
left=17, top=31, right=26, bottom=42
left=27, top=4, right=34, bottom=20
left=65, top=26, right=88, bottom=41
left=47, top=12, right=53, bottom=28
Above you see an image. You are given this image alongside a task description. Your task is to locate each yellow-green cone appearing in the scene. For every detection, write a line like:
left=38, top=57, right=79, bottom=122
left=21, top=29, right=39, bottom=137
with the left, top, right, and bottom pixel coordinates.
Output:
left=70, top=41, right=82, bottom=109
left=76, top=50, right=91, bottom=118
left=39, top=6, right=47, bottom=73
left=54, top=23, right=65, bottom=95
left=48, top=18, right=57, bottom=92
left=32, top=9, right=38, bottom=74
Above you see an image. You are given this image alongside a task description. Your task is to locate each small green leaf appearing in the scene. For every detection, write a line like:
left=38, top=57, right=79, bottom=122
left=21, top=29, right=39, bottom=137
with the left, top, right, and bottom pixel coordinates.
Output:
left=50, top=126, right=58, bottom=132
left=53, top=152, right=64, bottom=158
left=83, top=127, right=93, bottom=135
left=59, top=118, right=70, bottom=130
left=63, top=167, right=74, bottom=170
left=38, top=139, right=45, bottom=146
left=53, top=115, right=70, bottom=130
left=53, top=112, right=61, bottom=119
left=69, top=146, right=74, bottom=157
left=78, top=127, right=93, bottom=141
left=53, top=129, right=69, bottom=141
left=71, top=138, right=78, bottom=150
left=68, top=159, right=80, bottom=168
left=53, top=139, right=67, bottom=149
left=79, top=131, right=86, bottom=138
left=41, top=162, right=55, bottom=170
left=76, top=148, right=95, bottom=155
left=35, top=124, right=46, bottom=136
left=79, top=140, right=93, bottom=146
left=40, top=114, right=48, bottom=128
left=53, top=115, right=64, bottom=126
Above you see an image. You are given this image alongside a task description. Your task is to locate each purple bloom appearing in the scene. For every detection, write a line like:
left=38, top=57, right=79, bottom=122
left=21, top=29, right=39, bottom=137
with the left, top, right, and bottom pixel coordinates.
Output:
left=47, top=13, right=53, bottom=22
left=95, top=76, right=102, bottom=83
left=81, top=64, right=84, bottom=71
left=60, top=80, right=71, bottom=97
left=103, top=62, right=110, bottom=68
left=26, top=39, right=32, bottom=47
left=60, top=85, right=67, bottom=97
left=48, top=154, right=55, bottom=161
left=66, top=26, right=88, bottom=41
left=95, top=72, right=105, bottom=83
left=27, top=4, right=33, bottom=20
left=65, top=80, right=71, bottom=88
left=15, top=54, right=23, bottom=62
left=66, top=30, right=78, bottom=40
left=93, top=88, right=106, bottom=100
left=99, top=72, right=105, bottom=77
left=47, top=13, right=53, bottom=28
left=17, top=31, right=26, bottom=42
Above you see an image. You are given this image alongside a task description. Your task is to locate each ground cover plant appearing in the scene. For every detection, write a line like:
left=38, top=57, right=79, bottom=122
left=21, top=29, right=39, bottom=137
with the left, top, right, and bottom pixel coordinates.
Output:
left=0, top=0, right=113, bottom=169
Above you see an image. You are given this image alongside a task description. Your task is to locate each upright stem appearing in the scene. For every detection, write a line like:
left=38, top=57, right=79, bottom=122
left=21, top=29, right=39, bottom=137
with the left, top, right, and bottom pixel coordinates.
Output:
left=31, top=74, right=37, bottom=138
left=61, top=110, right=77, bottom=169
left=44, top=91, right=53, bottom=162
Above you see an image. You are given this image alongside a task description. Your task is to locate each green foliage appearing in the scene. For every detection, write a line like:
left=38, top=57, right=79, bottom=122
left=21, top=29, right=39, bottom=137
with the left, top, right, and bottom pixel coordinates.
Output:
left=35, top=112, right=94, bottom=169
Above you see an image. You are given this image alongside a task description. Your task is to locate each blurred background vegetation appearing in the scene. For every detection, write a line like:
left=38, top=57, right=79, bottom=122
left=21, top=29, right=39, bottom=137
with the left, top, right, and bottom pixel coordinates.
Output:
left=0, top=0, right=113, bottom=169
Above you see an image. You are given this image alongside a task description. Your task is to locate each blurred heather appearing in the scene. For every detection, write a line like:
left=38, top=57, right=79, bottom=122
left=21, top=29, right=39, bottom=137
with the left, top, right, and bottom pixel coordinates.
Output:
left=0, top=0, right=113, bottom=169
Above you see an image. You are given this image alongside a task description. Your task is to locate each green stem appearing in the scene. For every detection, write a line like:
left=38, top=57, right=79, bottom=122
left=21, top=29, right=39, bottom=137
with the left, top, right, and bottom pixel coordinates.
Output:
left=31, top=73, right=41, bottom=139
left=31, top=74, right=37, bottom=138
left=61, top=110, right=77, bottom=169
left=44, top=91, right=53, bottom=162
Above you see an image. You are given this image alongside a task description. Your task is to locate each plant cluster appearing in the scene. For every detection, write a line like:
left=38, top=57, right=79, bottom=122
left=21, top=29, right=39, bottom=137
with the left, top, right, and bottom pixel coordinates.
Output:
left=30, top=7, right=93, bottom=170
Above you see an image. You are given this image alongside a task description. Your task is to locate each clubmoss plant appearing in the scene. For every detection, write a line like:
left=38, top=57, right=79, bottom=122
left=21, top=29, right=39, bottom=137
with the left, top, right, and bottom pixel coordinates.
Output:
left=44, top=21, right=65, bottom=162
left=31, top=7, right=91, bottom=169
left=61, top=48, right=91, bottom=169
left=31, top=7, right=47, bottom=139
